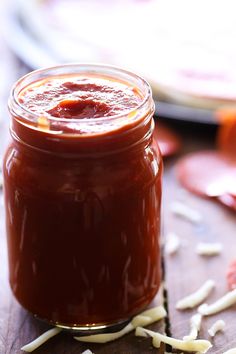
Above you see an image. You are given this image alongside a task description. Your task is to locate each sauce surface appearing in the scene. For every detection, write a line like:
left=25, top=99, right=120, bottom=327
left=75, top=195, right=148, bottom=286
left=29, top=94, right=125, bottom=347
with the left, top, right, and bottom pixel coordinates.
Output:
left=19, top=75, right=143, bottom=119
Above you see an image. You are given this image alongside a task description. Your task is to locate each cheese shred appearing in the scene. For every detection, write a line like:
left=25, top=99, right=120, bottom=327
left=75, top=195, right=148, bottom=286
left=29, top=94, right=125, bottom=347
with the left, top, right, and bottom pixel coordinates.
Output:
left=208, top=320, right=225, bottom=337
left=165, top=232, right=181, bottom=255
left=135, top=327, right=212, bottom=353
left=170, top=201, right=202, bottom=223
left=183, top=313, right=202, bottom=341
left=21, top=327, right=62, bottom=352
left=74, top=306, right=166, bottom=344
left=198, top=288, right=236, bottom=316
left=222, top=349, right=236, bottom=354
left=196, top=242, right=223, bottom=256
left=176, top=280, right=215, bottom=310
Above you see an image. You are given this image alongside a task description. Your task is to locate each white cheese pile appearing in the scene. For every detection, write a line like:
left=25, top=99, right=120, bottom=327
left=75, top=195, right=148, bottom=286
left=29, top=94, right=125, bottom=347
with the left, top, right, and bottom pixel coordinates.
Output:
left=81, top=350, right=94, bottom=354
left=196, top=242, right=223, bottom=256
left=165, top=232, right=181, bottom=255
left=208, top=320, right=225, bottom=337
left=21, top=327, right=62, bottom=352
left=198, top=288, right=236, bottom=316
left=170, top=201, right=202, bottom=223
left=74, top=305, right=166, bottom=343
left=183, top=313, right=202, bottom=341
left=135, top=327, right=212, bottom=353
left=176, top=280, right=215, bottom=310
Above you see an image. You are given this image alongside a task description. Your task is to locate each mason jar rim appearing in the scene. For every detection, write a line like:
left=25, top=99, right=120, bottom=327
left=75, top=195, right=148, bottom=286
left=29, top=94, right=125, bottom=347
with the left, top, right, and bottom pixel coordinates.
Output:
left=9, top=63, right=153, bottom=125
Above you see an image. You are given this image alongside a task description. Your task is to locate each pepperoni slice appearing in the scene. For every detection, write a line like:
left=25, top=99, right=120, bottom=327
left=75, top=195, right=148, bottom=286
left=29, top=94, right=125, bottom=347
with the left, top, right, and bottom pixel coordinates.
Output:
left=176, top=111, right=236, bottom=210
left=154, top=123, right=181, bottom=157
left=227, top=260, right=236, bottom=290
left=176, top=151, right=236, bottom=197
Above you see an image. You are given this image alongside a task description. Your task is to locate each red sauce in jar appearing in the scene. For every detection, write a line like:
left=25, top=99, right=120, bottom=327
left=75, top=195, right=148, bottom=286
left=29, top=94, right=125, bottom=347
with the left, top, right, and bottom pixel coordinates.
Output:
left=4, top=65, right=162, bottom=329
left=19, top=76, right=143, bottom=118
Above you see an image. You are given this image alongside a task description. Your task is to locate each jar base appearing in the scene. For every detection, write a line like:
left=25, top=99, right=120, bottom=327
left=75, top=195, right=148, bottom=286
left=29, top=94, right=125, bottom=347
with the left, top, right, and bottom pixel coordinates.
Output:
left=33, top=313, right=131, bottom=335
left=53, top=319, right=131, bottom=334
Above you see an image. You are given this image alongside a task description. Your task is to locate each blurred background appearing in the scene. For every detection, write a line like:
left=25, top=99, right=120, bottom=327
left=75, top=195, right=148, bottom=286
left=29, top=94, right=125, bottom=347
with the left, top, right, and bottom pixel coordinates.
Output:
left=1, top=0, right=236, bottom=153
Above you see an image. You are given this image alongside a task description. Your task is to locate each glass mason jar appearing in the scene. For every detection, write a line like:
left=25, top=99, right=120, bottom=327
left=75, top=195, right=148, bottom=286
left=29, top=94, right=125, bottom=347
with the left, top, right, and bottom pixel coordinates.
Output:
left=3, top=64, right=162, bottom=331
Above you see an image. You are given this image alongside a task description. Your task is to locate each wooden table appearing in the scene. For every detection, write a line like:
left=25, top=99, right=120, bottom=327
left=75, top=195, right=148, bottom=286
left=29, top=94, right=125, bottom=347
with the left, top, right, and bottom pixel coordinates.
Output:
left=163, top=121, right=236, bottom=354
left=0, top=55, right=236, bottom=353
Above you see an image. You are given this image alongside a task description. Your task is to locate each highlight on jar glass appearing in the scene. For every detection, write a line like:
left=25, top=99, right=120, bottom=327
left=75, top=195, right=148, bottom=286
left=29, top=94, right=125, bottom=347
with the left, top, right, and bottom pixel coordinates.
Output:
left=3, top=64, right=162, bottom=332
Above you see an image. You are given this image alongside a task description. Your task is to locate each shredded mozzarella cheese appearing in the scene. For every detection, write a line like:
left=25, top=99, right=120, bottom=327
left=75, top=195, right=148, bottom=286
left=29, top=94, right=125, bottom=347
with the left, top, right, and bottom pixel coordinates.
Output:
left=165, top=232, right=181, bottom=255
left=222, top=349, right=236, bottom=354
left=170, top=201, right=202, bottom=223
left=81, top=350, right=94, bottom=354
left=176, top=280, right=215, bottom=310
left=135, top=327, right=212, bottom=353
left=208, top=320, right=225, bottom=337
left=74, top=305, right=166, bottom=344
left=198, top=288, right=236, bottom=316
left=183, top=313, right=202, bottom=341
left=196, top=242, right=223, bottom=256
left=21, top=327, right=62, bottom=352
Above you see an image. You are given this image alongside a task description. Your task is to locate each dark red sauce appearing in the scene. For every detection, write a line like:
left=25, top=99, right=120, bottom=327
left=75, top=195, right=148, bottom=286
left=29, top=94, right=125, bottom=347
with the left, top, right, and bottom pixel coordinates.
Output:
left=4, top=68, right=162, bottom=328
left=19, top=76, right=143, bottom=118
